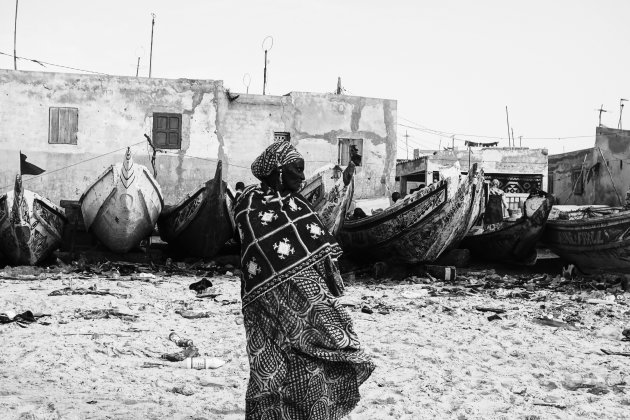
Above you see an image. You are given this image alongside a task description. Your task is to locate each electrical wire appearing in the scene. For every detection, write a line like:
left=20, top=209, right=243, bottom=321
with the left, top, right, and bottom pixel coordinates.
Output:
left=0, top=51, right=109, bottom=75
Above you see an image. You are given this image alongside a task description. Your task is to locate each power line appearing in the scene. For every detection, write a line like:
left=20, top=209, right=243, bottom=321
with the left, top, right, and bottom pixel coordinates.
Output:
left=398, top=116, right=594, bottom=142
left=0, top=51, right=109, bottom=75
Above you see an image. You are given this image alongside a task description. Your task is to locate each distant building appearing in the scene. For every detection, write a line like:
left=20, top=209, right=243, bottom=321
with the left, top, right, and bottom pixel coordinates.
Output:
left=0, top=69, right=397, bottom=203
left=396, top=147, right=548, bottom=211
left=548, top=126, right=629, bottom=206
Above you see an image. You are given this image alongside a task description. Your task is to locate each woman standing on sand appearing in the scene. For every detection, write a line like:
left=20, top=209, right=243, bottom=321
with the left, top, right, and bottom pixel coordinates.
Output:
left=233, top=141, right=374, bottom=420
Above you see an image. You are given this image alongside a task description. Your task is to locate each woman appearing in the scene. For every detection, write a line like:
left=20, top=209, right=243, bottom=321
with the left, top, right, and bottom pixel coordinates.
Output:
left=233, top=142, right=374, bottom=420
left=484, top=179, right=509, bottom=224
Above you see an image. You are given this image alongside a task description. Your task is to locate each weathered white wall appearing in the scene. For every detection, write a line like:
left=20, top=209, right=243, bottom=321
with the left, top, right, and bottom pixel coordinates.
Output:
left=0, top=70, right=397, bottom=203
left=0, top=70, right=222, bottom=203
left=549, top=126, right=630, bottom=206
left=221, top=92, right=397, bottom=199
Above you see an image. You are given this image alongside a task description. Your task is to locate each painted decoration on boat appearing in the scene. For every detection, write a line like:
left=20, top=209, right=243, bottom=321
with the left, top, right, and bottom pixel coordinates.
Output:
left=80, top=148, right=163, bottom=253
left=157, top=160, right=233, bottom=258
left=543, top=206, right=630, bottom=273
left=339, top=165, right=484, bottom=263
left=0, top=175, right=67, bottom=265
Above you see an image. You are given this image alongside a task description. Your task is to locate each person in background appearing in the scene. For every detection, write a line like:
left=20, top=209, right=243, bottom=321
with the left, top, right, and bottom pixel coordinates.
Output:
left=484, top=179, right=509, bottom=224
left=233, top=141, right=374, bottom=419
left=234, top=181, right=245, bottom=201
left=391, top=191, right=401, bottom=203
left=352, top=207, right=368, bottom=219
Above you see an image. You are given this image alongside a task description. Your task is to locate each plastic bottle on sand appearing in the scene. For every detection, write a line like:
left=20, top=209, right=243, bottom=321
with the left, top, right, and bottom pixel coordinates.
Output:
left=168, top=332, right=194, bottom=348
left=179, top=357, right=226, bottom=370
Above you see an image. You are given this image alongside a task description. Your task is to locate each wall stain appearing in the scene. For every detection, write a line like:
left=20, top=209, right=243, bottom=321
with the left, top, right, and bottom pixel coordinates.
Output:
left=350, top=97, right=366, bottom=133
left=382, top=100, right=397, bottom=195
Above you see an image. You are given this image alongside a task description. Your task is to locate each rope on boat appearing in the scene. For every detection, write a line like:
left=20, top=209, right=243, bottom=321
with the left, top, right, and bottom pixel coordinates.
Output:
left=0, top=141, right=146, bottom=190
left=143, top=134, right=158, bottom=178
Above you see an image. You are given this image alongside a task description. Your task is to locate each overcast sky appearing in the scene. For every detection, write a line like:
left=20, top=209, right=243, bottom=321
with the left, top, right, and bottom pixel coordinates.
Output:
left=1, top=0, right=629, bottom=156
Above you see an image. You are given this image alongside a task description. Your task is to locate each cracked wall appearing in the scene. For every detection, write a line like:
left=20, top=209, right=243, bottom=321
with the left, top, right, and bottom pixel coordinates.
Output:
left=0, top=70, right=221, bottom=203
left=549, top=126, right=630, bottom=206
left=0, top=70, right=397, bottom=204
left=221, top=92, right=397, bottom=199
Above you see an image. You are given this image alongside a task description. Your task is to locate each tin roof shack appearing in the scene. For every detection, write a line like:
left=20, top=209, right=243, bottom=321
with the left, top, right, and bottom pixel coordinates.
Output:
left=396, top=147, right=548, bottom=212
left=0, top=69, right=396, bottom=204
left=548, top=126, right=630, bottom=207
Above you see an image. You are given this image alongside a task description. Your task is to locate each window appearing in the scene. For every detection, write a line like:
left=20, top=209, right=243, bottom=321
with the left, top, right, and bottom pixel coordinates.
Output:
left=338, top=138, right=363, bottom=166
left=49, top=107, right=78, bottom=144
left=572, top=168, right=584, bottom=195
left=274, top=132, right=290, bottom=142
left=153, top=113, right=182, bottom=149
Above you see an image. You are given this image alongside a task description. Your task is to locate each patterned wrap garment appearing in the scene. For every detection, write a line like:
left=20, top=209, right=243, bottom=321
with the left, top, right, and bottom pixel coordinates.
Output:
left=234, top=143, right=374, bottom=420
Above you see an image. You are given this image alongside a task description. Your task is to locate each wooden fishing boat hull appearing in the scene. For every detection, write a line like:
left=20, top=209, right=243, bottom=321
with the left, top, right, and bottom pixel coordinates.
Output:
left=157, top=161, right=233, bottom=258
left=543, top=207, right=630, bottom=273
left=299, top=171, right=354, bottom=237
left=462, top=194, right=554, bottom=265
left=80, top=150, right=163, bottom=253
left=300, top=173, right=325, bottom=209
left=338, top=166, right=484, bottom=263
left=0, top=183, right=66, bottom=265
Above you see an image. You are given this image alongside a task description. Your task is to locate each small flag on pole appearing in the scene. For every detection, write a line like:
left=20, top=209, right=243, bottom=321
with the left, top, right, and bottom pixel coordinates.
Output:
left=20, top=152, right=45, bottom=176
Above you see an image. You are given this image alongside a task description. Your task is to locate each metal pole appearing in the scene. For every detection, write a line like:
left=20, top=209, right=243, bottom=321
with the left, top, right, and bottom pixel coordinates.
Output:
left=136, top=57, right=140, bottom=77
left=263, top=49, right=268, bottom=95
left=505, top=106, right=511, bottom=147
left=261, top=36, right=273, bottom=95
left=13, top=0, right=19, bottom=70
left=149, top=13, right=155, bottom=78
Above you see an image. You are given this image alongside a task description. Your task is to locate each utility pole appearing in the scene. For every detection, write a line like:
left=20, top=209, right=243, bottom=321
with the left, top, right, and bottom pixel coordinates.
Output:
left=403, top=131, right=410, bottom=159
left=262, top=36, right=273, bottom=95
left=451, top=135, right=455, bottom=150
left=136, top=57, right=141, bottom=77
left=149, top=13, right=155, bottom=78
left=336, top=77, right=342, bottom=94
left=596, top=104, right=608, bottom=127
left=511, top=128, right=515, bottom=148
left=13, top=0, right=19, bottom=70
left=519, top=135, right=522, bottom=147
left=619, top=99, right=628, bottom=130
left=505, top=106, right=512, bottom=147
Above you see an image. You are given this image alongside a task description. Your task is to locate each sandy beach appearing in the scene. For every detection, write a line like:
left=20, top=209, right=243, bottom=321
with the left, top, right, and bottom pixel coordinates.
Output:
left=0, top=260, right=629, bottom=420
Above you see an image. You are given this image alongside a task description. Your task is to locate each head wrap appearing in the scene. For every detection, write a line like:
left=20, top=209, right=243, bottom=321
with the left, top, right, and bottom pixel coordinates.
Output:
left=251, top=141, right=303, bottom=181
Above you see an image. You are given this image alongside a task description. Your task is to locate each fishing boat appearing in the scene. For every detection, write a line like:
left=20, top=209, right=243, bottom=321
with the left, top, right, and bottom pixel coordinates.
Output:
left=157, top=161, right=234, bottom=258
left=80, top=148, right=163, bottom=253
left=299, top=169, right=354, bottom=236
left=462, top=192, right=554, bottom=265
left=337, top=164, right=484, bottom=263
left=542, top=205, right=630, bottom=273
left=0, top=175, right=67, bottom=265
left=300, top=173, right=325, bottom=209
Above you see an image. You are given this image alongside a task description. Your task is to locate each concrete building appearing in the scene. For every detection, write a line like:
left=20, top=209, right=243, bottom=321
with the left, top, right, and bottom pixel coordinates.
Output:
left=396, top=147, right=548, bottom=211
left=0, top=69, right=397, bottom=204
left=548, top=126, right=630, bottom=206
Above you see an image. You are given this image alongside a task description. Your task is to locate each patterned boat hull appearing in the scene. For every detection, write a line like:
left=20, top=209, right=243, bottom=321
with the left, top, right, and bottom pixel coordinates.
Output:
left=338, top=165, right=484, bottom=263
left=462, top=194, right=554, bottom=265
left=300, top=172, right=354, bottom=237
left=157, top=161, right=233, bottom=258
left=80, top=148, right=163, bottom=253
left=0, top=176, right=67, bottom=265
left=542, top=206, right=630, bottom=273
